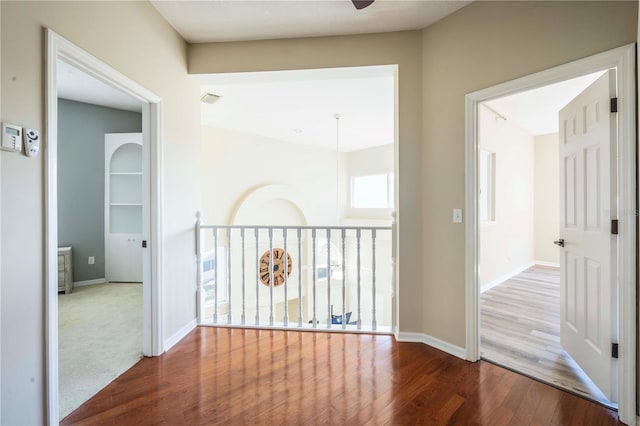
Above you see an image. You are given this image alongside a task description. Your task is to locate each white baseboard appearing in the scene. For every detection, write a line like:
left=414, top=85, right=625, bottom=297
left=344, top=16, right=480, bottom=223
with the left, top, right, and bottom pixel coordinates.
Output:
left=533, top=260, right=560, bottom=268
left=72, top=278, right=106, bottom=287
left=480, top=262, right=535, bottom=293
left=163, top=318, right=197, bottom=353
left=395, top=332, right=466, bottom=360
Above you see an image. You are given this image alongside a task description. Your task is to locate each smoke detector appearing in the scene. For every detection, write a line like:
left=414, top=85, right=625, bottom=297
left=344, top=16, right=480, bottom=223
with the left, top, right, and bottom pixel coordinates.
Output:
left=201, top=93, right=221, bottom=104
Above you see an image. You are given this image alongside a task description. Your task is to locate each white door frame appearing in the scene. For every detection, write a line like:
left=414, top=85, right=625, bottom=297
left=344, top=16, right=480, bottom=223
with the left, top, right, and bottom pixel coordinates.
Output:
left=464, top=44, right=635, bottom=424
left=45, top=29, right=164, bottom=424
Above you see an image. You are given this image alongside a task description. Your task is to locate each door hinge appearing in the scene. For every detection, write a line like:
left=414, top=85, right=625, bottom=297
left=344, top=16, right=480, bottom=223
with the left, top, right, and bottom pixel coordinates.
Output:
left=142, top=240, right=147, bottom=248
left=610, top=97, right=618, bottom=113
left=611, top=219, right=619, bottom=235
left=612, top=343, right=619, bottom=359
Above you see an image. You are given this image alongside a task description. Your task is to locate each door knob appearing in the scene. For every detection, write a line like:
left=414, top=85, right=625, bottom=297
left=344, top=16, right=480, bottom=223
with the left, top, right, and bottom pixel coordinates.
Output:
left=554, top=239, right=565, bottom=247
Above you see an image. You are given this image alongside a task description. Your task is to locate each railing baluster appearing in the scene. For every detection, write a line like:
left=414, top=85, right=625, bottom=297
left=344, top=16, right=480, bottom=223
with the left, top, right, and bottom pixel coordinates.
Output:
left=196, top=212, right=203, bottom=324
left=312, top=228, right=317, bottom=328
left=255, top=228, right=260, bottom=325
left=356, top=229, right=362, bottom=330
left=213, top=227, right=218, bottom=324
left=283, top=227, right=289, bottom=326
left=391, top=212, right=397, bottom=333
left=197, top=223, right=390, bottom=333
left=269, top=228, right=274, bottom=326
left=297, top=228, right=303, bottom=327
left=241, top=228, right=246, bottom=325
left=227, top=228, right=232, bottom=324
left=371, top=229, right=377, bottom=331
left=341, top=228, right=346, bottom=329
left=327, top=228, right=331, bottom=329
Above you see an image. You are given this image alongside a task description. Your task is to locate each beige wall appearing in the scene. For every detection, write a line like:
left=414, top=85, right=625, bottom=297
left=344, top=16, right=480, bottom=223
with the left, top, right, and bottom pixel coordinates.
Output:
left=421, top=1, right=637, bottom=347
left=190, top=31, right=425, bottom=334
left=1, top=2, right=200, bottom=423
left=479, top=105, right=535, bottom=291
left=534, top=133, right=560, bottom=264
left=191, top=1, right=638, bottom=347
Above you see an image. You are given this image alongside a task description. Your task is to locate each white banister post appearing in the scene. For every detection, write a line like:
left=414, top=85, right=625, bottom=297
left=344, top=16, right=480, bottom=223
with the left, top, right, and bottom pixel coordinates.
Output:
left=356, top=229, right=362, bottom=330
left=341, top=228, right=346, bottom=329
left=213, top=228, right=219, bottom=324
left=371, top=228, right=377, bottom=331
left=195, top=212, right=204, bottom=324
left=227, top=228, right=233, bottom=324
left=391, top=211, right=397, bottom=335
left=241, top=228, right=246, bottom=325
left=255, top=228, right=260, bottom=325
left=312, top=228, right=317, bottom=328
left=268, top=228, right=274, bottom=326
left=283, top=227, right=289, bottom=327
left=297, top=228, right=303, bottom=327
left=326, top=228, right=332, bottom=329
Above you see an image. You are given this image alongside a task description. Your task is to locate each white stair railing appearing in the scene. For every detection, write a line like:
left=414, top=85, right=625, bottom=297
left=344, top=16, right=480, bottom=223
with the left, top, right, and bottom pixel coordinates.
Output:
left=195, top=215, right=393, bottom=333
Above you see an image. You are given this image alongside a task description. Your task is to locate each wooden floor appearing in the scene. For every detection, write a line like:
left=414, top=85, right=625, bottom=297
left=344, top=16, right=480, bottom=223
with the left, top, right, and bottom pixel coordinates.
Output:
left=480, top=265, right=611, bottom=406
left=62, top=327, right=620, bottom=425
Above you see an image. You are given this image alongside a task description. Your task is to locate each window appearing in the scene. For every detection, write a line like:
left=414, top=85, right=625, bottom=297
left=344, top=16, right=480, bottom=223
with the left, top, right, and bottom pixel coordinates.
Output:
left=351, top=173, right=394, bottom=209
left=479, top=149, right=495, bottom=222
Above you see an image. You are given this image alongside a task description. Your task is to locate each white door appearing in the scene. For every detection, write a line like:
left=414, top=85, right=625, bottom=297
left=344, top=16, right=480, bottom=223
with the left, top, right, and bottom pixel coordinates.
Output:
left=105, top=133, right=143, bottom=283
left=559, top=69, right=617, bottom=401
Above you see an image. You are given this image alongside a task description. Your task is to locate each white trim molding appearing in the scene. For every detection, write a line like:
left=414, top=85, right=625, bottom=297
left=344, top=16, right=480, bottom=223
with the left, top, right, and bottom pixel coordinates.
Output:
left=395, top=332, right=466, bottom=360
left=164, top=320, right=197, bottom=353
left=72, top=278, right=106, bottom=288
left=465, top=44, right=636, bottom=425
left=480, top=262, right=536, bottom=293
left=533, top=260, right=560, bottom=268
left=46, top=29, right=164, bottom=425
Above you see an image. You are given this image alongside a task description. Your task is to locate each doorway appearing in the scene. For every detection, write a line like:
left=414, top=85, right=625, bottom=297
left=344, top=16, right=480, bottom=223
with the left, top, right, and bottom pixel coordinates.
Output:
left=477, top=71, right=614, bottom=406
left=45, top=30, right=164, bottom=424
left=56, top=60, right=145, bottom=418
left=464, top=44, right=636, bottom=424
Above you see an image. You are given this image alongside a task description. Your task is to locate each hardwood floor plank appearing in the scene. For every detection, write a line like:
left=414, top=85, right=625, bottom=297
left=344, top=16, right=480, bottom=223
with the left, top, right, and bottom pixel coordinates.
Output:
left=61, top=327, right=620, bottom=425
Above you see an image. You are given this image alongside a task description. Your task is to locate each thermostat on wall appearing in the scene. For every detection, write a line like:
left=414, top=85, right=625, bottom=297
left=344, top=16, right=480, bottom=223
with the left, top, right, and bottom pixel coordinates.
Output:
left=1, top=123, right=22, bottom=152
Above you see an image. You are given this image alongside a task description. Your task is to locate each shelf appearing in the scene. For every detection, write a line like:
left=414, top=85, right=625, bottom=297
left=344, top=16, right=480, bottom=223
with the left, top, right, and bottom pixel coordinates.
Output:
left=110, top=203, right=143, bottom=206
left=110, top=172, right=142, bottom=176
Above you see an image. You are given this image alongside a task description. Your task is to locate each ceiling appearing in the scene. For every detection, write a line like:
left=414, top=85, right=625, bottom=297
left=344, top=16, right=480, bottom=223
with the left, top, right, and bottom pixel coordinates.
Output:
left=198, top=65, right=395, bottom=152
left=485, top=71, right=606, bottom=136
left=57, top=59, right=142, bottom=112
left=150, top=0, right=471, bottom=43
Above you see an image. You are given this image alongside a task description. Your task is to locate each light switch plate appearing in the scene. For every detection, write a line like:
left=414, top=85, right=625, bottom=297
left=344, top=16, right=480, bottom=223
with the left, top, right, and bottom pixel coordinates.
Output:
left=453, top=208, right=463, bottom=224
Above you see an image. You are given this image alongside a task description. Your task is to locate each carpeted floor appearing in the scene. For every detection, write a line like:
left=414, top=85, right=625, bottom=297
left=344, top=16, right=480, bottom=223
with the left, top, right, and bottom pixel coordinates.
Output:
left=58, top=282, right=143, bottom=420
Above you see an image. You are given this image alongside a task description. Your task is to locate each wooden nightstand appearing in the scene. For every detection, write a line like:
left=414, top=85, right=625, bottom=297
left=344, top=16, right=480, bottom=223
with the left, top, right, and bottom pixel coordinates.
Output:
left=58, top=246, right=73, bottom=294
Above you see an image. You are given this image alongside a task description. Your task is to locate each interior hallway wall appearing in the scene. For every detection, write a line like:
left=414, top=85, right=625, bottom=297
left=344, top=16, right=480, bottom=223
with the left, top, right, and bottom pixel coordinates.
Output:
left=421, top=0, right=637, bottom=347
left=478, top=104, right=535, bottom=291
left=534, top=133, right=560, bottom=265
left=1, top=2, right=200, bottom=423
left=58, top=99, right=142, bottom=283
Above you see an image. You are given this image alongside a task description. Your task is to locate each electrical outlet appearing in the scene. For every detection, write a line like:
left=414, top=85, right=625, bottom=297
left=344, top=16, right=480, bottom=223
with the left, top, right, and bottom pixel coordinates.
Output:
left=88, top=256, right=95, bottom=265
